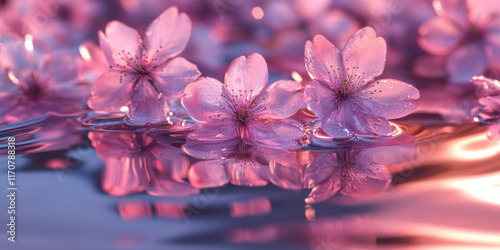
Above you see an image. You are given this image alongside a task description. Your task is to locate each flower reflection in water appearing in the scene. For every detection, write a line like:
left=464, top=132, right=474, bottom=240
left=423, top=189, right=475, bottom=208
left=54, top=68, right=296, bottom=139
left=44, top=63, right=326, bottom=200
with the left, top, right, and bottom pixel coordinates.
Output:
left=89, top=130, right=198, bottom=196
left=303, top=149, right=392, bottom=204
left=0, top=116, right=82, bottom=155
left=183, top=138, right=304, bottom=190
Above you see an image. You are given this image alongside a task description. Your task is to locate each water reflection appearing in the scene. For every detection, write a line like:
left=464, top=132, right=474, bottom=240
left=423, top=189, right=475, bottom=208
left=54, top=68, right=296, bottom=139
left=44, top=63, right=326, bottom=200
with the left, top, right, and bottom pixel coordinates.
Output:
left=0, top=116, right=82, bottom=155
left=303, top=149, right=393, bottom=204
left=183, top=138, right=304, bottom=190
left=118, top=200, right=187, bottom=221
left=89, top=130, right=199, bottom=196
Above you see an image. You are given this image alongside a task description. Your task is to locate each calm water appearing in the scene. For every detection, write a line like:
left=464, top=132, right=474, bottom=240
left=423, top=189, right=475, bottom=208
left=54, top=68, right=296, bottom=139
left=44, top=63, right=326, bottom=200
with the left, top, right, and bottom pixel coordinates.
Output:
left=1, top=105, right=499, bottom=250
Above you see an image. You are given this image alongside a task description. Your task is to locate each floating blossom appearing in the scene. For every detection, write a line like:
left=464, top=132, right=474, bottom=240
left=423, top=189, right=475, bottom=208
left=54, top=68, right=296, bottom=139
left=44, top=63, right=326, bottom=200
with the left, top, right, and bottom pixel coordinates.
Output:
left=418, top=0, right=500, bottom=82
left=304, top=28, right=420, bottom=139
left=88, top=7, right=201, bottom=124
left=303, top=149, right=392, bottom=204
left=183, top=138, right=303, bottom=190
left=0, top=37, right=88, bottom=124
left=181, top=53, right=304, bottom=146
left=89, top=131, right=198, bottom=196
left=471, top=76, right=500, bottom=140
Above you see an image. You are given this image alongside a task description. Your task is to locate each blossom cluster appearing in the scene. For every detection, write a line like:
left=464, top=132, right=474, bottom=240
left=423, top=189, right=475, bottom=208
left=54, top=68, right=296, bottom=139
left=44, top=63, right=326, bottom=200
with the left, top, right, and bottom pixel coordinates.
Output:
left=0, top=0, right=498, bottom=202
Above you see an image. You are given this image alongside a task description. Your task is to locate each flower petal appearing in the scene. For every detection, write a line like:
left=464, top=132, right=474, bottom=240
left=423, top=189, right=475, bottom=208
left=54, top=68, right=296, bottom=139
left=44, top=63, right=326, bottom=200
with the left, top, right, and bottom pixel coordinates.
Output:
left=145, top=7, right=192, bottom=63
left=247, top=120, right=303, bottom=147
left=88, top=71, right=135, bottom=111
left=321, top=113, right=354, bottom=139
left=304, top=80, right=335, bottom=119
left=418, top=17, right=463, bottom=55
left=448, top=43, right=488, bottom=82
left=128, top=78, right=166, bottom=124
left=304, top=34, right=343, bottom=86
left=187, top=120, right=237, bottom=141
left=323, top=104, right=393, bottom=138
left=0, top=39, right=30, bottom=72
left=341, top=27, right=387, bottom=83
left=152, top=57, right=200, bottom=98
left=468, top=0, right=500, bottom=25
left=181, top=77, right=233, bottom=122
left=224, top=53, right=269, bottom=104
left=253, top=80, right=303, bottom=119
left=358, top=79, right=420, bottom=119
left=101, top=21, right=143, bottom=66
left=432, top=0, right=469, bottom=28
left=188, top=160, right=230, bottom=188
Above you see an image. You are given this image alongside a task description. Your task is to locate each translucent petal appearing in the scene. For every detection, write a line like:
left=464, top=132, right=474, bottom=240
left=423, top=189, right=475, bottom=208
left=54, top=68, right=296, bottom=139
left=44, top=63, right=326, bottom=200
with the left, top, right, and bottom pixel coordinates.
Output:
left=87, top=71, right=135, bottom=111
left=128, top=78, right=166, bottom=124
left=358, top=79, right=420, bottom=119
left=418, top=17, right=463, bottom=55
left=224, top=53, right=269, bottom=106
left=341, top=27, right=387, bottom=83
left=181, top=77, right=232, bottom=122
left=153, top=57, right=200, bottom=98
left=101, top=21, right=143, bottom=66
left=304, top=80, right=335, bottom=119
left=253, top=80, right=303, bottom=119
left=304, top=34, right=343, bottom=86
left=247, top=120, right=303, bottom=147
left=187, top=120, right=238, bottom=141
left=145, top=7, right=192, bottom=63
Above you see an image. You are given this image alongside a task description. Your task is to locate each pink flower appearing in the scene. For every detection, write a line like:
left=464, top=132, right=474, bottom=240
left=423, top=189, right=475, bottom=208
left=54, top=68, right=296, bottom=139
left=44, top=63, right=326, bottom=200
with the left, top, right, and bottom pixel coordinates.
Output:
left=88, top=7, right=201, bottom=124
left=471, top=76, right=500, bottom=140
left=418, top=0, right=500, bottom=82
left=0, top=37, right=88, bottom=124
left=304, top=27, right=420, bottom=139
left=181, top=53, right=304, bottom=146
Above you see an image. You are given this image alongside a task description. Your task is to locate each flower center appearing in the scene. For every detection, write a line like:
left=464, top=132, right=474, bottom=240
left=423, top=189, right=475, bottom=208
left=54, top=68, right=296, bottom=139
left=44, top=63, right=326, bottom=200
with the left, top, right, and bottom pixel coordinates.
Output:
left=110, top=44, right=164, bottom=76
left=325, top=64, right=367, bottom=102
left=468, top=26, right=485, bottom=42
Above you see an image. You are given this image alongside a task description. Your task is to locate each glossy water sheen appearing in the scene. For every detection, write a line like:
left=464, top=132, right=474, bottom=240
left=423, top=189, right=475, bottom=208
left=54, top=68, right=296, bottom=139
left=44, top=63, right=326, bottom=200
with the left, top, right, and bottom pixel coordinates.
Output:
left=1, top=110, right=499, bottom=250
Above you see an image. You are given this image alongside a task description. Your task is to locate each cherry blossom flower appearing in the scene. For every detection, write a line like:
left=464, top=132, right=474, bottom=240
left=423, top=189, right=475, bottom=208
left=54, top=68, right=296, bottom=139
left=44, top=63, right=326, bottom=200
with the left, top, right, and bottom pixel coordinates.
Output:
left=89, top=130, right=198, bottom=196
left=88, top=7, right=201, bottom=124
left=303, top=149, right=392, bottom=203
left=418, top=0, right=500, bottom=82
left=0, top=37, right=88, bottom=124
left=304, top=28, right=420, bottom=139
left=181, top=53, right=304, bottom=146
left=471, top=76, right=500, bottom=140
left=183, top=138, right=303, bottom=190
